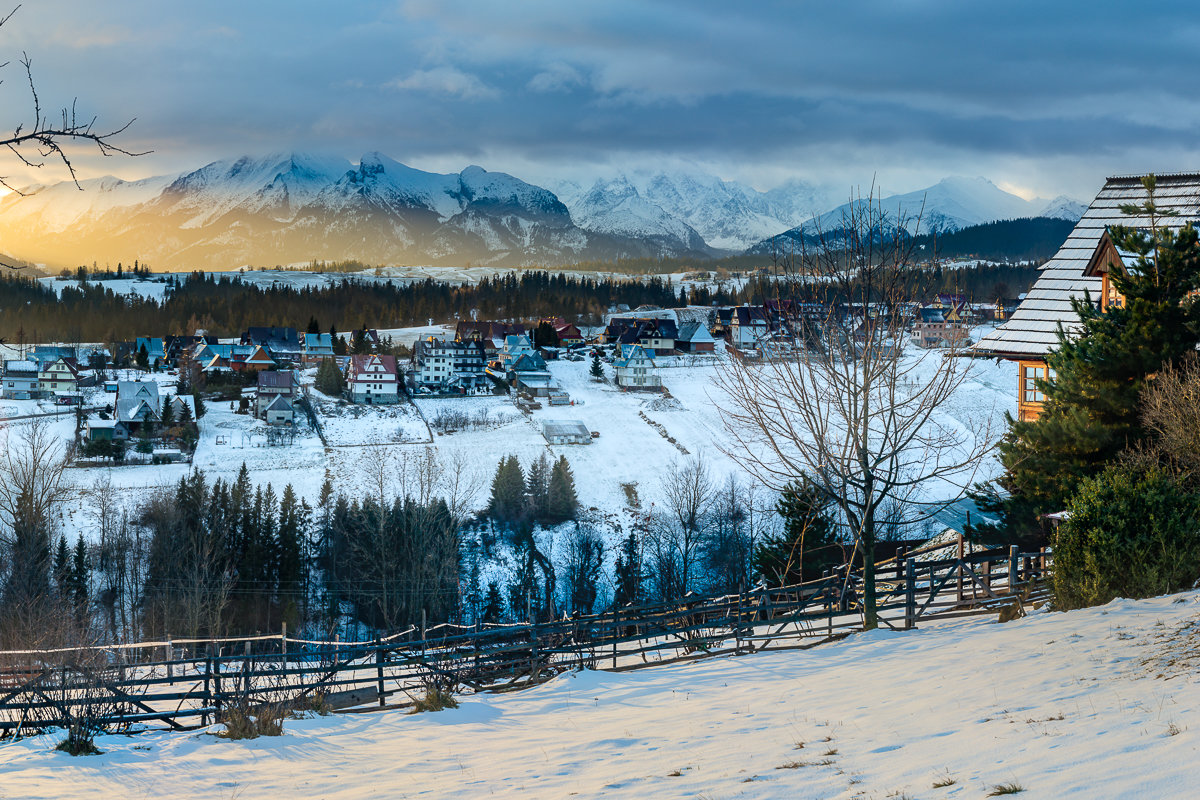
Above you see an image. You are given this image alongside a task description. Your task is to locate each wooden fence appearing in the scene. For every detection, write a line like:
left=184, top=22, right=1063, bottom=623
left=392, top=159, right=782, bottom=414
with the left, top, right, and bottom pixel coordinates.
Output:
left=0, top=545, right=1049, bottom=735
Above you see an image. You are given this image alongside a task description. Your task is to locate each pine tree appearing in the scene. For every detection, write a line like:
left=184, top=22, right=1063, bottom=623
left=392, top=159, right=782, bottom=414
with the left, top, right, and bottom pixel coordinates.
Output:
left=754, top=477, right=839, bottom=586
left=315, top=357, right=345, bottom=396
left=590, top=352, right=605, bottom=381
left=53, top=536, right=71, bottom=597
left=488, top=455, right=526, bottom=526
left=178, top=397, right=194, bottom=424
left=481, top=581, right=505, bottom=623
left=306, top=316, right=321, bottom=335
left=70, top=536, right=89, bottom=613
left=277, top=484, right=305, bottom=626
left=613, top=530, right=642, bottom=607
left=160, top=396, right=175, bottom=428
left=526, top=454, right=550, bottom=522
left=976, top=175, right=1200, bottom=542
left=192, top=393, right=206, bottom=420
left=136, top=343, right=149, bottom=372
left=547, top=456, right=579, bottom=523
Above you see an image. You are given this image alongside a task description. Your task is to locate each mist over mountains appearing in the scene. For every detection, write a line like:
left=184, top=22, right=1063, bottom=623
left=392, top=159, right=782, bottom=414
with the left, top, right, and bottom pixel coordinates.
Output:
left=0, top=153, right=1083, bottom=271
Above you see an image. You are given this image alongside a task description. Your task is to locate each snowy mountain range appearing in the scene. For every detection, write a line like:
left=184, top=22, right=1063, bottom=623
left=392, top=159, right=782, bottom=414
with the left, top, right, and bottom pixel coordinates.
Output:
left=0, top=154, right=1084, bottom=270
left=748, top=176, right=1085, bottom=253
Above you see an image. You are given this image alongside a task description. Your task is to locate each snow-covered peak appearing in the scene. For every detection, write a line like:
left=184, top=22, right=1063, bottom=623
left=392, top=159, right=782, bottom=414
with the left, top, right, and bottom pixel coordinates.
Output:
left=1038, top=194, right=1087, bottom=221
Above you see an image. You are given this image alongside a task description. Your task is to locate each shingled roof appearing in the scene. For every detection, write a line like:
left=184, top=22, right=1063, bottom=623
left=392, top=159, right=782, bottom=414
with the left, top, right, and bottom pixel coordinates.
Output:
left=974, top=173, right=1200, bottom=359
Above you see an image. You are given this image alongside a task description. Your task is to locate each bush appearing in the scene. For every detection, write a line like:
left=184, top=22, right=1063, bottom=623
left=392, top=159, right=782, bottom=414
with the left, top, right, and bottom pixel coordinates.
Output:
left=219, top=703, right=286, bottom=740
left=1053, top=463, right=1200, bottom=609
left=410, top=684, right=458, bottom=714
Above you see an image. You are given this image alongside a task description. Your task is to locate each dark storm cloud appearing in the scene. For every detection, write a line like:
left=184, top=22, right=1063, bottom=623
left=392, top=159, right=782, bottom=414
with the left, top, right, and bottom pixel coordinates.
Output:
left=3, top=0, right=1199, bottom=196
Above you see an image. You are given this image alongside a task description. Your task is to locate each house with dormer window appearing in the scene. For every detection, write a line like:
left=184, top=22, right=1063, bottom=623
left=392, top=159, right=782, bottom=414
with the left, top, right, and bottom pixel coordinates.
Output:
left=974, top=173, right=1200, bottom=422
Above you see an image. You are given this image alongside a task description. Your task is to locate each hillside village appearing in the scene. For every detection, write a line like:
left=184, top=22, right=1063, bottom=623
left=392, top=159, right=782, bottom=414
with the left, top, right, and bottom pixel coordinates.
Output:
left=4, top=3, right=1200, bottom=795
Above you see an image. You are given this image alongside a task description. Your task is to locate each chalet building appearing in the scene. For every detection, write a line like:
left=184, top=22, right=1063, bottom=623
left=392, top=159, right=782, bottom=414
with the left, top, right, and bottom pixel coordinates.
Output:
left=603, top=317, right=677, bottom=355
left=729, top=305, right=771, bottom=348
left=675, top=321, right=717, bottom=353
left=614, top=344, right=662, bottom=390
left=2, top=361, right=39, bottom=399
left=302, top=333, right=335, bottom=364
left=409, top=336, right=488, bottom=394
left=974, top=173, right=1200, bottom=421
left=112, top=381, right=160, bottom=439
left=255, top=371, right=297, bottom=419
left=910, top=307, right=969, bottom=349
left=39, top=357, right=81, bottom=396
left=263, top=395, right=296, bottom=426
left=539, top=317, right=584, bottom=347
left=241, top=327, right=303, bottom=363
left=455, top=321, right=526, bottom=352
left=238, top=345, right=277, bottom=372
left=135, top=337, right=166, bottom=367
left=346, top=354, right=400, bottom=404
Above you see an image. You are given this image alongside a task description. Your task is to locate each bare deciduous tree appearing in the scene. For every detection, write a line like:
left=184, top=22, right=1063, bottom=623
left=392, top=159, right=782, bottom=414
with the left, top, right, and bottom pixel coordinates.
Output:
left=0, top=5, right=145, bottom=196
left=717, top=189, right=996, bottom=628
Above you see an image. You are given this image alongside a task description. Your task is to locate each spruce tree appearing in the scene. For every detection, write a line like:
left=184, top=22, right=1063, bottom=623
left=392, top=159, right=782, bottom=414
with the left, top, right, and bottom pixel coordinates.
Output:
left=315, top=357, right=344, bottom=396
left=976, top=176, right=1200, bottom=542
left=307, top=316, right=321, bottom=335
left=136, top=343, right=149, bottom=372
left=70, top=536, right=89, bottom=614
left=526, top=454, right=550, bottom=522
left=613, top=530, right=642, bottom=607
left=547, top=456, right=579, bottom=523
left=160, top=396, right=175, bottom=428
left=488, top=455, right=526, bottom=526
left=481, top=581, right=505, bottom=623
left=590, top=352, right=605, bottom=381
left=277, top=484, right=305, bottom=625
left=53, top=536, right=71, bottom=598
left=192, top=393, right=206, bottom=420
left=754, top=477, right=839, bottom=586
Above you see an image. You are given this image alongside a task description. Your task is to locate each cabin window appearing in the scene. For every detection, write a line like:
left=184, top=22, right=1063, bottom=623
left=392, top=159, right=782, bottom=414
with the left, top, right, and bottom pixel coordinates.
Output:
left=1022, top=364, right=1054, bottom=403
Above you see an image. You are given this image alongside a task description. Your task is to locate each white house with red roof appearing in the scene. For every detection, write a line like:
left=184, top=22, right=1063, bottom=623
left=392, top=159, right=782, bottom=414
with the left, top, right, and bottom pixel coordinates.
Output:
left=346, top=354, right=400, bottom=404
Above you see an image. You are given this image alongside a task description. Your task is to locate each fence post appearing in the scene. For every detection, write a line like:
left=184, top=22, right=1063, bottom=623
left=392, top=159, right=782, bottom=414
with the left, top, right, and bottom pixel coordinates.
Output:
left=956, top=533, right=964, bottom=604
left=735, top=590, right=743, bottom=653
left=242, top=640, right=251, bottom=698
left=824, top=570, right=833, bottom=638
left=611, top=607, right=619, bottom=670
left=166, top=634, right=173, bottom=682
left=202, top=651, right=212, bottom=726
left=904, top=558, right=916, bottom=630
left=375, top=635, right=385, bottom=708
left=1008, top=545, right=1020, bottom=594
left=280, top=622, right=287, bottom=674
left=213, top=647, right=223, bottom=722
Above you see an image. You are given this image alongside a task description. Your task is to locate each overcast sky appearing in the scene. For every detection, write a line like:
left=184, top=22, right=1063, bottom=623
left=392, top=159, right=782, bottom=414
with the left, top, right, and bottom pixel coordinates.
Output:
left=3, top=1, right=1199, bottom=201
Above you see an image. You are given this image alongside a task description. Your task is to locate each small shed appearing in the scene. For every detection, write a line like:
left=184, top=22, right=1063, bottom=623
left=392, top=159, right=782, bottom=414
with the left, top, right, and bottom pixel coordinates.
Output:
left=542, top=419, right=592, bottom=445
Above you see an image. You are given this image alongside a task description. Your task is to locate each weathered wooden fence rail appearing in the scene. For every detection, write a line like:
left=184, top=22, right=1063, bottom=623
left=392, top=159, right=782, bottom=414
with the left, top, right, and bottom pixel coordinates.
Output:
left=0, top=546, right=1049, bottom=734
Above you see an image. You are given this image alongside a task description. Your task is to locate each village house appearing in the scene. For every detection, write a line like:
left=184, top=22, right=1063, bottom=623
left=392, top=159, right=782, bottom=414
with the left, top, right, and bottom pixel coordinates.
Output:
left=409, top=336, right=489, bottom=395
left=254, top=370, right=297, bottom=421
left=603, top=317, right=678, bottom=355
left=135, top=337, right=166, bottom=367
left=241, top=327, right=303, bottom=364
left=540, top=317, right=584, bottom=347
left=2, top=360, right=40, bottom=399
left=974, top=173, right=1200, bottom=422
left=614, top=344, right=662, bottom=390
left=455, top=321, right=526, bottom=353
left=346, top=354, right=400, bottom=404
left=302, top=332, right=335, bottom=365
left=729, top=305, right=771, bottom=348
left=910, top=306, right=969, bottom=349
left=39, top=357, right=82, bottom=397
left=675, top=321, right=717, bottom=353
left=107, top=380, right=160, bottom=440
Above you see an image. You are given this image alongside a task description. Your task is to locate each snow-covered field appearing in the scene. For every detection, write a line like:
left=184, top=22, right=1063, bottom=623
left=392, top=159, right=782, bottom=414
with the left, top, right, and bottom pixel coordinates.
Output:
left=2, top=591, right=1197, bottom=799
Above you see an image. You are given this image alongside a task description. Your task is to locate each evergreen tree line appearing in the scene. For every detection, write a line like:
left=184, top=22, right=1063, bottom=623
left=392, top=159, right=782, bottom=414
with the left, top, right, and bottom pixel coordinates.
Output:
left=0, top=270, right=741, bottom=343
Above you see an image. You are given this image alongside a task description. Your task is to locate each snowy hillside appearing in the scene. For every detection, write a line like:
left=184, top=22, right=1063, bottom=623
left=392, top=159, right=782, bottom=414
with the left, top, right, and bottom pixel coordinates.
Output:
left=3, top=590, right=1197, bottom=798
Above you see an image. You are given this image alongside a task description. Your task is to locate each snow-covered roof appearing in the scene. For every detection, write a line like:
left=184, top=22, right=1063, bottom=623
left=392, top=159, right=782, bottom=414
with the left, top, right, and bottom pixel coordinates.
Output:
left=542, top=419, right=590, bottom=438
left=3, top=360, right=38, bottom=373
left=975, top=173, right=1200, bottom=359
